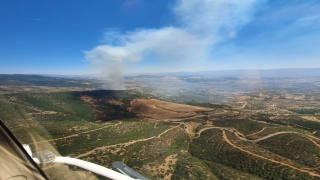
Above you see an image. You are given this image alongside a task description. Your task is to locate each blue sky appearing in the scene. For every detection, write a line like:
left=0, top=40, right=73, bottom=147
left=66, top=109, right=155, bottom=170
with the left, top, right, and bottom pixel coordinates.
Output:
left=1, top=0, right=320, bottom=75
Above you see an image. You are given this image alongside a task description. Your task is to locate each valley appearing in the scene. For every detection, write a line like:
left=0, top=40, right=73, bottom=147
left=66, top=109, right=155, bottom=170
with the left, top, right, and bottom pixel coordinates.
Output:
left=1, top=74, right=320, bottom=179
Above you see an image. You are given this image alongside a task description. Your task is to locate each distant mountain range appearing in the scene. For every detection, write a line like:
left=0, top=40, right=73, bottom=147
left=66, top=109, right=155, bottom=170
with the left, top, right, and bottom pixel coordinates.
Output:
left=126, top=68, right=320, bottom=78
left=2, top=68, right=320, bottom=78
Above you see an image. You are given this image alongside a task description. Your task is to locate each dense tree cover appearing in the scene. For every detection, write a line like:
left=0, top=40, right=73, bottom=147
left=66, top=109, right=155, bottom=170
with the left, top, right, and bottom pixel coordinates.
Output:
left=211, top=119, right=269, bottom=135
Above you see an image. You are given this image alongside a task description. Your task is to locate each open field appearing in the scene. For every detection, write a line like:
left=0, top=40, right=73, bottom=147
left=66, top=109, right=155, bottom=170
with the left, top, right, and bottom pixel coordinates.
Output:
left=128, top=98, right=212, bottom=120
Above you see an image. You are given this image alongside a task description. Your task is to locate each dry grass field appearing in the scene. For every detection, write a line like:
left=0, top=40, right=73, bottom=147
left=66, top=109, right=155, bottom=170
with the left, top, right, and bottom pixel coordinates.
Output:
left=128, top=99, right=212, bottom=120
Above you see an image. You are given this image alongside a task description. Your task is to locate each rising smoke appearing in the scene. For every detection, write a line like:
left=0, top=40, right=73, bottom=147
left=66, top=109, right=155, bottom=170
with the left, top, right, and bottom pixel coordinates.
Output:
left=85, top=0, right=261, bottom=89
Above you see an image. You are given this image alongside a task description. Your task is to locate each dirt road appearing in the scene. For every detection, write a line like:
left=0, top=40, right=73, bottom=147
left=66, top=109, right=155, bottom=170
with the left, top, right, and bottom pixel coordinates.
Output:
left=76, top=124, right=181, bottom=159
left=245, top=127, right=266, bottom=137
left=32, top=121, right=122, bottom=145
left=252, top=131, right=299, bottom=142
left=221, top=130, right=320, bottom=178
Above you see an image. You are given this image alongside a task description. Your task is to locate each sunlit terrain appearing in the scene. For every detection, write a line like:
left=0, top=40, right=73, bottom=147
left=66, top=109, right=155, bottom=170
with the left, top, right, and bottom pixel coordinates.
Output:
left=2, top=0, right=320, bottom=179
left=1, top=73, right=320, bottom=179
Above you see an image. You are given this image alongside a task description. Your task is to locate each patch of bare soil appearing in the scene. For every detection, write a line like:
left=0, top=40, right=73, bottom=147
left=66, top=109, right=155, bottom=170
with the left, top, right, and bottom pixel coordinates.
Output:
left=302, top=116, right=320, bottom=122
left=80, top=95, right=96, bottom=104
left=128, top=99, right=212, bottom=120
left=106, top=99, right=123, bottom=106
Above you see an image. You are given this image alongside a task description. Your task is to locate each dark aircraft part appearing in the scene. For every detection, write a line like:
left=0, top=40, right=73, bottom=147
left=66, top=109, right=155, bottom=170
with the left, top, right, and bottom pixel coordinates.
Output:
left=112, top=161, right=149, bottom=180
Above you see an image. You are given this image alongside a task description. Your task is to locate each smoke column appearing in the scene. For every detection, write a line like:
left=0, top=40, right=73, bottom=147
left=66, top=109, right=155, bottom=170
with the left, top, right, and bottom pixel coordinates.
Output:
left=85, top=0, right=262, bottom=89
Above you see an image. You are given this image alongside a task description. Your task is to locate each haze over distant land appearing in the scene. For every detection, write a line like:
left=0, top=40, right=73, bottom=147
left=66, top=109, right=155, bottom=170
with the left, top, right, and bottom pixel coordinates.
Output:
left=2, top=68, right=320, bottom=79
left=125, top=68, right=320, bottom=78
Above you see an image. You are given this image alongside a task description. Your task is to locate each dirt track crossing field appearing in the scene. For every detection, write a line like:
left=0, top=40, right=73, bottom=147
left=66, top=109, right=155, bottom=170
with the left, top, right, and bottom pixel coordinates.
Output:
left=75, top=124, right=182, bottom=159
left=31, top=121, right=122, bottom=145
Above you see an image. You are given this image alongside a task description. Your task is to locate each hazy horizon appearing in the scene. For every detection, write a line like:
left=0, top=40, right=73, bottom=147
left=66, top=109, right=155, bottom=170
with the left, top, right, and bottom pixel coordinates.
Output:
left=1, top=67, right=320, bottom=78
left=1, top=0, right=320, bottom=80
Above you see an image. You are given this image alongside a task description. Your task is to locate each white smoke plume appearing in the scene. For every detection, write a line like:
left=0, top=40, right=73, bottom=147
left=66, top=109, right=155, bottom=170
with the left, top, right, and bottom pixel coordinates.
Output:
left=85, top=0, right=261, bottom=89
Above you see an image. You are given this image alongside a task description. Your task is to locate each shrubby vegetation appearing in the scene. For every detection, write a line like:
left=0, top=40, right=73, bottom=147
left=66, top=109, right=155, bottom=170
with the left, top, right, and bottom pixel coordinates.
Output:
left=290, top=109, right=317, bottom=115
left=0, top=74, right=98, bottom=88
left=211, top=119, right=271, bottom=135
left=258, top=133, right=320, bottom=169
left=1, top=75, right=320, bottom=180
left=50, top=120, right=171, bottom=156
left=189, top=129, right=317, bottom=180
left=253, top=113, right=320, bottom=131
left=185, top=101, right=231, bottom=109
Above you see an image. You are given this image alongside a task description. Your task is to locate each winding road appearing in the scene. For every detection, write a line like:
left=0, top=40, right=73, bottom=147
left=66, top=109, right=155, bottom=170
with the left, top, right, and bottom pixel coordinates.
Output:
left=221, top=129, right=320, bottom=178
